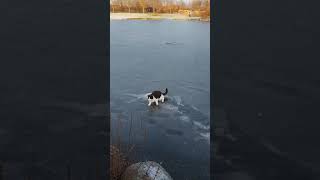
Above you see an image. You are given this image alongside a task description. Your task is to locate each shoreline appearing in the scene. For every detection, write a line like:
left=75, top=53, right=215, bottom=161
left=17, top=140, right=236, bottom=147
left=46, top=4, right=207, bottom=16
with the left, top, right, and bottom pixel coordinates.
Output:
left=110, top=13, right=210, bottom=21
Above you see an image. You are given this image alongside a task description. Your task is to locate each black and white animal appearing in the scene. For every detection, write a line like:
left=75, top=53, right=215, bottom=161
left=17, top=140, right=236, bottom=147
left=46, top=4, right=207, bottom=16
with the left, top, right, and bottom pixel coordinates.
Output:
left=147, top=88, right=168, bottom=106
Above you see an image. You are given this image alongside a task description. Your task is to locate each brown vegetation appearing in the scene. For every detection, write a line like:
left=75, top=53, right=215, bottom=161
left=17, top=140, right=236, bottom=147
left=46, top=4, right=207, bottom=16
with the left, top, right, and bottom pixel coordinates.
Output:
left=110, top=113, right=143, bottom=180
left=110, top=0, right=210, bottom=17
left=110, top=145, right=131, bottom=180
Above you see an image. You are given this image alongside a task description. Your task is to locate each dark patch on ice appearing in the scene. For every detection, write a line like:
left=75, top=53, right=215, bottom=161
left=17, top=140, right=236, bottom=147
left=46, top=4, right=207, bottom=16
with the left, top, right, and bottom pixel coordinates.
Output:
left=165, top=129, right=184, bottom=136
left=164, top=41, right=183, bottom=45
left=147, top=118, right=157, bottom=125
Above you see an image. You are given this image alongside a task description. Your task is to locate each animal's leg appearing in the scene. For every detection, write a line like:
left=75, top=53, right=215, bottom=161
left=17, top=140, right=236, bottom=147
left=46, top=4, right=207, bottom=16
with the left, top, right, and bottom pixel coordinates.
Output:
left=148, top=101, right=151, bottom=106
left=155, top=99, right=159, bottom=106
left=161, top=96, right=165, bottom=103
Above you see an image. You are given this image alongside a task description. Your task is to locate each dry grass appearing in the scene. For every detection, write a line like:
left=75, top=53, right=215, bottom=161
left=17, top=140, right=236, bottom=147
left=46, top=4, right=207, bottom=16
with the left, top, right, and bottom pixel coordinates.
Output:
left=110, top=145, right=130, bottom=180
left=110, top=113, right=142, bottom=180
left=199, top=10, right=210, bottom=19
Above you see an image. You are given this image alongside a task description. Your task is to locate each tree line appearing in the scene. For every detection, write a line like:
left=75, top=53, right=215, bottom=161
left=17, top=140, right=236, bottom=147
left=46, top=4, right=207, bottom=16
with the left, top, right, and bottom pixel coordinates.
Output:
left=110, top=0, right=210, bottom=15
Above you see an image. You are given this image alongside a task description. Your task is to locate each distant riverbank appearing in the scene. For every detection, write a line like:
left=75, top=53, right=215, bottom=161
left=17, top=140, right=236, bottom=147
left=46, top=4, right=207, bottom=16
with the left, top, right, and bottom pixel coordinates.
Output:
left=110, top=13, right=209, bottom=21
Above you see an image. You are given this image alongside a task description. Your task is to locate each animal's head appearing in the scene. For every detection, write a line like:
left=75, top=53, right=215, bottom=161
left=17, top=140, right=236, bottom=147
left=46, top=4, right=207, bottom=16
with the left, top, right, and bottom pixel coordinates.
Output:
left=147, top=94, right=153, bottom=100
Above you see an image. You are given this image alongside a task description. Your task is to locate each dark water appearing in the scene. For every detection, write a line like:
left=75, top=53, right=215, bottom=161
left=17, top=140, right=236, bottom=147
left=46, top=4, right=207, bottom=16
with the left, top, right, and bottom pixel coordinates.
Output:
left=110, top=20, right=210, bottom=179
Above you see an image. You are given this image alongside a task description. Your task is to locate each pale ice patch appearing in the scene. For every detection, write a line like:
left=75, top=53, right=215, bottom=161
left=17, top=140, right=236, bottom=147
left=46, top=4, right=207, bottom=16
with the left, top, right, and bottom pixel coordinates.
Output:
left=179, top=115, right=190, bottom=122
left=173, top=96, right=184, bottom=106
left=194, top=134, right=210, bottom=143
left=192, top=121, right=210, bottom=143
left=193, top=121, right=210, bottom=131
left=163, top=104, right=179, bottom=111
left=123, top=93, right=149, bottom=103
left=191, top=105, right=200, bottom=112
left=124, top=93, right=149, bottom=99
left=199, top=132, right=210, bottom=142
left=162, top=103, right=180, bottom=112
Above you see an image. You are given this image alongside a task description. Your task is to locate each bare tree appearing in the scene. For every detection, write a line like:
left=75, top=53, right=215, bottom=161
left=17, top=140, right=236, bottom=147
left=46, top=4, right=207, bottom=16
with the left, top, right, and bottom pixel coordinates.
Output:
left=151, top=0, right=162, bottom=13
left=139, top=0, right=147, bottom=13
left=166, top=0, right=174, bottom=13
left=110, top=0, right=116, bottom=12
left=123, top=0, right=134, bottom=13
left=177, top=0, right=186, bottom=10
left=151, top=0, right=155, bottom=13
left=191, top=0, right=201, bottom=10
left=111, top=0, right=125, bottom=12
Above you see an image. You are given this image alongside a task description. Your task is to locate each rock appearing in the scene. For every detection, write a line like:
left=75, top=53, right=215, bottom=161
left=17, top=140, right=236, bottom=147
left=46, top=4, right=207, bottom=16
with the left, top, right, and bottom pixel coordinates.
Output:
left=121, top=161, right=173, bottom=180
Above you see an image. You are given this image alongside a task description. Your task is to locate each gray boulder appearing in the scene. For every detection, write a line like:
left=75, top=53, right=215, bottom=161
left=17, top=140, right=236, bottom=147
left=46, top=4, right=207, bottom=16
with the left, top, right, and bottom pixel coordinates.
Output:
left=121, top=161, right=173, bottom=180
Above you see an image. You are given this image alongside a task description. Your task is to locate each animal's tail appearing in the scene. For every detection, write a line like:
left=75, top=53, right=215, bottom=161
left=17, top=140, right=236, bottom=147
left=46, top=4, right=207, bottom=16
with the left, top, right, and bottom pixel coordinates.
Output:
left=162, top=88, right=168, bottom=95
